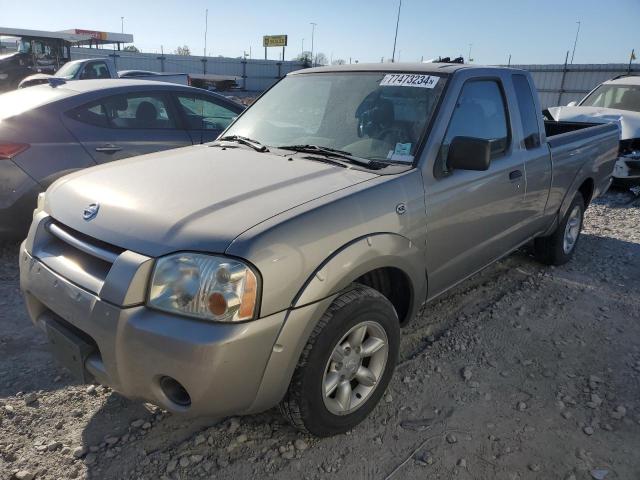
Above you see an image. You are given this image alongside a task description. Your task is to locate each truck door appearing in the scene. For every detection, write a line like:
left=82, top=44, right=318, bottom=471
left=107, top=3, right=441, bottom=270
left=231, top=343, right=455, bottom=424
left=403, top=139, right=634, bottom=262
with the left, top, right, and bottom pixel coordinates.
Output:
left=510, top=73, right=553, bottom=235
left=424, top=78, right=528, bottom=298
left=63, top=91, right=192, bottom=163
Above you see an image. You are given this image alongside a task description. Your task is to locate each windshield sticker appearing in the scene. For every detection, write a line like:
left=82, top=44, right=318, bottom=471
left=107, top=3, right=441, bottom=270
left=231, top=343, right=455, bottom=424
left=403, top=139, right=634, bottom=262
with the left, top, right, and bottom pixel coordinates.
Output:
left=387, top=150, right=414, bottom=163
left=380, top=74, right=439, bottom=89
left=394, top=142, right=412, bottom=156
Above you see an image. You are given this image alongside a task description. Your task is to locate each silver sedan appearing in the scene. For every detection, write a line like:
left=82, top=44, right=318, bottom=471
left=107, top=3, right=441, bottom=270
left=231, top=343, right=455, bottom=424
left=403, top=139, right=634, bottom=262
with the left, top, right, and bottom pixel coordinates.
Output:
left=0, top=79, right=244, bottom=237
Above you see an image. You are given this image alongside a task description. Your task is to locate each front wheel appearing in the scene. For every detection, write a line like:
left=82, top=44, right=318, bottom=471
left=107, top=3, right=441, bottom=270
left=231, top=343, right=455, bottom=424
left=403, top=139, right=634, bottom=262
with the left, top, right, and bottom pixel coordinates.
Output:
left=279, top=284, right=399, bottom=436
left=534, top=192, right=585, bottom=265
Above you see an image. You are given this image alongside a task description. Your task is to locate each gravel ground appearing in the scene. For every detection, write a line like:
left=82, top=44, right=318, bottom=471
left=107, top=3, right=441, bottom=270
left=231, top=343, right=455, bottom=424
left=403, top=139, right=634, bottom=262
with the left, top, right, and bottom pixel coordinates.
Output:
left=1, top=189, right=639, bottom=480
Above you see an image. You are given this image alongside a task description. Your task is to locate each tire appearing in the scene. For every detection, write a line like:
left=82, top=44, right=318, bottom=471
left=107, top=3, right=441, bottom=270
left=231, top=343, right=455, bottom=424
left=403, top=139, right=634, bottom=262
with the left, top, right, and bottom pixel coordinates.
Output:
left=279, top=284, right=400, bottom=437
left=534, top=192, right=585, bottom=266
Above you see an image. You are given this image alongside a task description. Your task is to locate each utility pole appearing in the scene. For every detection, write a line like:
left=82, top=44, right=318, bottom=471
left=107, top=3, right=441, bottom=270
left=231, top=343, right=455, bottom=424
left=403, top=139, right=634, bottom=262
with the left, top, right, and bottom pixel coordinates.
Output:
left=508, top=53, right=511, bottom=66
left=391, top=0, right=402, bottom=62
left=301, top=38, right=304, bottom=56
left=204, top=9, right=208, bottom=58
left=570, top=21, right=580, bottom=64
left=120, top=17, right=124, bottom=34
left=310, top=23, right=317, bottom=66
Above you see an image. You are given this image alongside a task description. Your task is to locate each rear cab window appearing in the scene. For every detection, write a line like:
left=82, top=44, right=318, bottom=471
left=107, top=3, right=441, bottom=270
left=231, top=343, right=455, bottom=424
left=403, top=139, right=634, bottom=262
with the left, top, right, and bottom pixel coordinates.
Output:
left=512, top=74, right=541, bottom=149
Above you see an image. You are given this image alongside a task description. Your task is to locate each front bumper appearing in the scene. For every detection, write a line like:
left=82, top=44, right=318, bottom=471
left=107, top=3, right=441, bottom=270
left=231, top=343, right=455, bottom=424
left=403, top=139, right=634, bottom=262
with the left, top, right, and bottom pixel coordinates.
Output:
left=613, top=156, right=640, bottom=180
left=19, top=243, right=288, bottom=416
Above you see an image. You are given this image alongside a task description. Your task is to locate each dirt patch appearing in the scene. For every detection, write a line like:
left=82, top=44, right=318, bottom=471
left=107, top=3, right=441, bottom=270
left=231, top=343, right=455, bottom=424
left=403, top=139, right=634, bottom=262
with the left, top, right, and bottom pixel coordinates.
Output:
left=1, top=189, right=639, bottom=480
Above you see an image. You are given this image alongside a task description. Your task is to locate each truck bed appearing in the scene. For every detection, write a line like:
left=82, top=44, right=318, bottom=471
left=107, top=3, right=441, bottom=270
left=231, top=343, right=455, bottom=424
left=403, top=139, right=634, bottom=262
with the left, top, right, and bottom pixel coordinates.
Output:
left=544, top=120, right=619, bottom=215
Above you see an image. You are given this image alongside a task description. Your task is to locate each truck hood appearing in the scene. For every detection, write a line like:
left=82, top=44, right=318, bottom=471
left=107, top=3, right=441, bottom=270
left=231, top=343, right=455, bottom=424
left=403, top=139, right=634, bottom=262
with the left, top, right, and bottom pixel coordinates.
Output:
left=46, top=145, right=378, bottom=257
left=546, top=105, right=640, bottom=140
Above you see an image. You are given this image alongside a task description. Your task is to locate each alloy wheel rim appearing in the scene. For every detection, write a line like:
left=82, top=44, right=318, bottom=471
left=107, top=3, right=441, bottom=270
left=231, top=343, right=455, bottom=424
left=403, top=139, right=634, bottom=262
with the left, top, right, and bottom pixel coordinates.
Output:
left=563, top=205, right=582, bottom=254
left=322, top=320, right=389, bottom=416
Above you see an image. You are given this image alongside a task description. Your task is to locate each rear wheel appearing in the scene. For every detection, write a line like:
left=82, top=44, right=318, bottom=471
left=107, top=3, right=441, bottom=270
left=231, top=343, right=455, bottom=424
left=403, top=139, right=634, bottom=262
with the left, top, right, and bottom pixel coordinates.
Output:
left=279, top=284, right=399, bottom=437
left=534, top=192, right=584, bottom=265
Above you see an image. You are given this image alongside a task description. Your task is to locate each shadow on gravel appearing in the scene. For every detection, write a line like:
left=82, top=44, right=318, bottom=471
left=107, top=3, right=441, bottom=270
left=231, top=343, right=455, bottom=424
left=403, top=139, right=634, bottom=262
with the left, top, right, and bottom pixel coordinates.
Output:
left=79, top=393, right=230, bottom=479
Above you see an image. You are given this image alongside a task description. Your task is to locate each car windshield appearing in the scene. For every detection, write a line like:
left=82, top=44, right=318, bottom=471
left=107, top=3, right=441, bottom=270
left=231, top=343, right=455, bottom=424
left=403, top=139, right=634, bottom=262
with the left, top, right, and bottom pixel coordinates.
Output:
left=580, top=84, right=640, bottom=112
left=56, top=62, right=82, bottom=79
left=224, top=72, right=447, bottom=163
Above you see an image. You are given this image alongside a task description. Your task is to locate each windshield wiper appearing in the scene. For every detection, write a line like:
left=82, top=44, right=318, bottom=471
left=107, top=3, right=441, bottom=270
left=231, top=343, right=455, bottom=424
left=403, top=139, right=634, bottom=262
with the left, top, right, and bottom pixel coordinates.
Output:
left=216, top=135, right=269, bottom=152
left=277, top=144, right=375, bottom=167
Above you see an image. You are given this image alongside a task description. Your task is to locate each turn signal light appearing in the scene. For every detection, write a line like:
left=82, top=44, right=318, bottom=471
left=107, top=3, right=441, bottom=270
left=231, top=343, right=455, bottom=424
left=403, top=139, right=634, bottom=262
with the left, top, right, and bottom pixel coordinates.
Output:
left=0, top=143, right=29, bottom=159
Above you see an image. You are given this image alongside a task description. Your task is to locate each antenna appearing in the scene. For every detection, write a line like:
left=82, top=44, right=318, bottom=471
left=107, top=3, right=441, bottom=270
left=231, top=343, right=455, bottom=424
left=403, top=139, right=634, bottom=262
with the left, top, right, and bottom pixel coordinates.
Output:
left=200, top=97, right=205, bottom=145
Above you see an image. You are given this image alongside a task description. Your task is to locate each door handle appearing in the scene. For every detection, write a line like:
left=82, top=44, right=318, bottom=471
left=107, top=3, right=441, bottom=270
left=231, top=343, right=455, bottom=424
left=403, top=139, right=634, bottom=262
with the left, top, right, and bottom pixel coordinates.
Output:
left=509, top=170, right=523, bottom=181
left=95, top=144, right=122, bottom=153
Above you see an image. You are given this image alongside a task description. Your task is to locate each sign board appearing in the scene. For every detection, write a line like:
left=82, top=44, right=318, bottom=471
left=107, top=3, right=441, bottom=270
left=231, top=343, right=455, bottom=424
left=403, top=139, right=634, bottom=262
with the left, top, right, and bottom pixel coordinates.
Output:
left=263, top=35, right=287, bottom=48
left=72, top=29, right=108, bottom=41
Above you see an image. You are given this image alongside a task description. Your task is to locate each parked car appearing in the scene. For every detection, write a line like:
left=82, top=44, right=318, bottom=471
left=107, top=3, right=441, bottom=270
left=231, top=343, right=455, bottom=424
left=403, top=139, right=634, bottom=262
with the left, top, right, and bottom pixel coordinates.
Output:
left=545, top=74, right=640, bottom=185
left=0, top=79, right=244, bottom=237
left=0, top=36, right=69, bottom=92
left=19, top=64, right=618, bottom=436
left=18, top=58, right=190, bottom=88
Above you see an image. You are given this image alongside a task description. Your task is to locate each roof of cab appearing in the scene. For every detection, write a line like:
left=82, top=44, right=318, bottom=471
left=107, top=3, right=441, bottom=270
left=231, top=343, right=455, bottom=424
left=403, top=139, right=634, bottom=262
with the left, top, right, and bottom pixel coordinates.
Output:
left=288, top=62, right=510, bottom=76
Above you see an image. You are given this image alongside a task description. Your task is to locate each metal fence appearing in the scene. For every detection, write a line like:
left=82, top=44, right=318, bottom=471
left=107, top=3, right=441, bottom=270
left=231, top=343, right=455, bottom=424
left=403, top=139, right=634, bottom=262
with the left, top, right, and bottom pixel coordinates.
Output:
left=69, top=47, right=305, bottom=92
left=510, top=63, right=640, bottom=108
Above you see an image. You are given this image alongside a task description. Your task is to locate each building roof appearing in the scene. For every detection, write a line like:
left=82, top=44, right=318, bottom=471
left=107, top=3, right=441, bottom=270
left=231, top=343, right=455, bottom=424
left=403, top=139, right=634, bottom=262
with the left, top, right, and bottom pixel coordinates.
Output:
left=0, top=27, right=132, bottom=45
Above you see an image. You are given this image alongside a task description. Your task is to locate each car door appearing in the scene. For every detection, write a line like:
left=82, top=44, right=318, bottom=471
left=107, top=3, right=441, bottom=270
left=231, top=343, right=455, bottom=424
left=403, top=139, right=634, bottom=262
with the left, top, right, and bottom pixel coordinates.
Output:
left=173, top=92, right=241, bottom=144
left=424, top=77, right=528, bottom=298
left=63, top=91, right=192, bottom=163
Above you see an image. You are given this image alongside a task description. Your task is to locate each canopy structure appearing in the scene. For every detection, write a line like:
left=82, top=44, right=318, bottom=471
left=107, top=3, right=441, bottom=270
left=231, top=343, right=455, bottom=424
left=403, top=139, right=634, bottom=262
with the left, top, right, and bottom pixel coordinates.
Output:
left=0, top=27, right=133, bottom=48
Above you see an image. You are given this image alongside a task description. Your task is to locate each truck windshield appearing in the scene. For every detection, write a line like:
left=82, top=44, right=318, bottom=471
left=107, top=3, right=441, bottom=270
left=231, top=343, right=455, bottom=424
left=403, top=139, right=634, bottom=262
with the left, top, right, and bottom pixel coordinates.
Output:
left=224, top=72, right=447, bottom=163
left=56, top=62, right=82, bottom=79
left=580, top=84, right=640, bottom=112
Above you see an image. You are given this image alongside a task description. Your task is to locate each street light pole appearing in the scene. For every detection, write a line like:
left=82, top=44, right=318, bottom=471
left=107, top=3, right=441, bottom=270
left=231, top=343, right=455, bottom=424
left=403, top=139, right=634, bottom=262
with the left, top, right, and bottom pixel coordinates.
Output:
left=204, top=9, right=208, bottom=58
left=570, top=21, right=580, bottom=64
left=391, top=0, right=402, bottom=62
left=310, top=23, right=317, bottom=66
left=467, top=43, right=473, bottom=62
left=121, top=17, right=124, bottom=34
left=302, top=38, right=304, bottom=56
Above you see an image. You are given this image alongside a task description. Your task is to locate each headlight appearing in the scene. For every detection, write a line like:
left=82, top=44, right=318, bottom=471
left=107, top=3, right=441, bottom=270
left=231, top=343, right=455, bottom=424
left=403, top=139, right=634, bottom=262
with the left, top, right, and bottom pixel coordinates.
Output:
left=148, top=253, right=259, bottom=322
left=34, top=191, right=46, bottom=218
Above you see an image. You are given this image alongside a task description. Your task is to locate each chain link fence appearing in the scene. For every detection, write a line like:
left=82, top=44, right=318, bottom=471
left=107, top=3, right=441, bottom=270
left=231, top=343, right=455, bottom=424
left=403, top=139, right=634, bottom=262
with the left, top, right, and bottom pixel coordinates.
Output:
left=70, top=47, right=306, bottom=91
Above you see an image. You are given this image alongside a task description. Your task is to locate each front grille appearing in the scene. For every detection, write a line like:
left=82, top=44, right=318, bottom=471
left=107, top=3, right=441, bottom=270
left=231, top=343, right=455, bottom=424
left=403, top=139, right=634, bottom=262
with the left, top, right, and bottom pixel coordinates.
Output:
left=32, top=219, right=125, bottom=294
left=47, top=220, right=124, bottom=264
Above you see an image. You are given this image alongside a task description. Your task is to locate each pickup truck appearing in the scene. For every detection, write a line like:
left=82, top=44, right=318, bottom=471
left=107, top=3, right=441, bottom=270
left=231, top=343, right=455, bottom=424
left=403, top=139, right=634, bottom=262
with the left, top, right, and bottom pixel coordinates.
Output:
left=17, top=58, right=189, bottom=88
left=19, top=64, right=619, bottom=437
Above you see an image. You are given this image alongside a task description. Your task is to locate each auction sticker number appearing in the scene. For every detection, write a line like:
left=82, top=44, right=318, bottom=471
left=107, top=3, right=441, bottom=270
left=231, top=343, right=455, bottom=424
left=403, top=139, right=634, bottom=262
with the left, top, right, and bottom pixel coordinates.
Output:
left=380, top=74, right=439, bottom=89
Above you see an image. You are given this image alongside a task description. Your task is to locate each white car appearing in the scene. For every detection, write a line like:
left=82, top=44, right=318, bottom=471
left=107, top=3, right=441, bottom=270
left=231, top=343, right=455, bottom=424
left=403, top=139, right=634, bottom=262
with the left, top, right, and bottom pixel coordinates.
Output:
left=545, top=75, right=640, bottom=185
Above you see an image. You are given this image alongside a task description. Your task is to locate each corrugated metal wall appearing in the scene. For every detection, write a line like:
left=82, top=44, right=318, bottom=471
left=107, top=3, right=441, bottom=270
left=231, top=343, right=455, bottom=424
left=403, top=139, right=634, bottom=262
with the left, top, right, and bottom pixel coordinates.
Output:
left=70, top=47, right=305, bottom=91
left=510, top=63, right=640, bottom=108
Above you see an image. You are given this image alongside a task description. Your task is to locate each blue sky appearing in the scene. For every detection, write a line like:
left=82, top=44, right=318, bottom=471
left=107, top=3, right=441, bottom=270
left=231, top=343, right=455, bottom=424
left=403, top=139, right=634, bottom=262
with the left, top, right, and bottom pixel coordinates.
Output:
left=0, top=0, right=638, bottom=65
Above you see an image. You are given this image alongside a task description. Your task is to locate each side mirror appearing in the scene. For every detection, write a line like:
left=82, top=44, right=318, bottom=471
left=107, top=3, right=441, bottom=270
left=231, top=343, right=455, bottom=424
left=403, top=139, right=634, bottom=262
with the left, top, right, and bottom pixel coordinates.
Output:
left=447, top=136, right=491, bottom=171
left=567, top=101, right=577, bottom=107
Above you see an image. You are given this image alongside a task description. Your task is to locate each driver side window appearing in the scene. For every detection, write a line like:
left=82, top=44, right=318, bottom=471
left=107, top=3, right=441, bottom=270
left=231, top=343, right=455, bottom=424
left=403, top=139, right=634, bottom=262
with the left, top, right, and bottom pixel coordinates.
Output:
left=438, top=80, right=510, bottom=175
left=176, top=95, right=238, bottom=131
